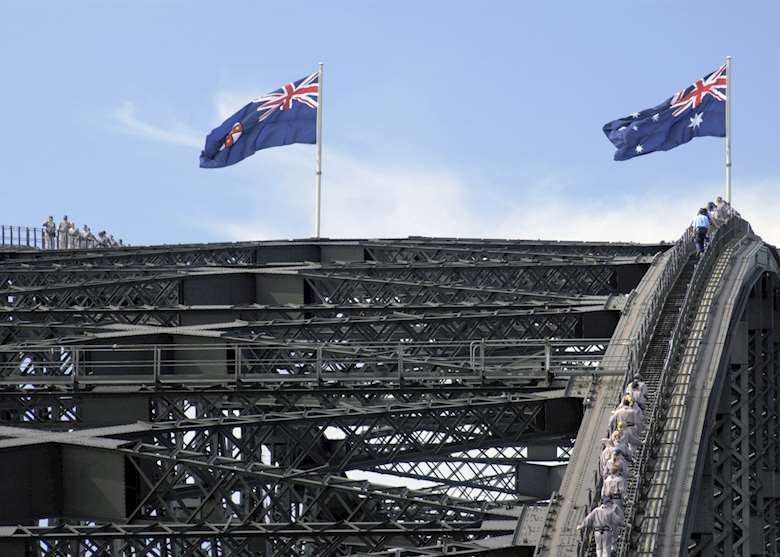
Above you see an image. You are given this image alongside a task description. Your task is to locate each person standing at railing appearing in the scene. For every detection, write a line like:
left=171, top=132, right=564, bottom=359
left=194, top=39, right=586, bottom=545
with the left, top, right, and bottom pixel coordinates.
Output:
left=96, top=230, right=109, bottom=247
left=707, top=201, right=721, bottom=229
left=79, top=224, right=90, bottom=248
left=42, top=216, right=55, bottom=250
left=717, top=196, right=740, bottom=225
left=67, top=222, right=79, bottom=249
left=86, top=225, right=97, bottom=247
left=577, top=496, right=625, bottom=557
left=57, top=215, right=70, bottom=249
left=692, top=208, right=710, bottom=255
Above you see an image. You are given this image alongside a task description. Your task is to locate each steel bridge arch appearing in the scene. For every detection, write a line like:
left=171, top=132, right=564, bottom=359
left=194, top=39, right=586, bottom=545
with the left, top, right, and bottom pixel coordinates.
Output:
left=655, top=237, right=780, bottom=556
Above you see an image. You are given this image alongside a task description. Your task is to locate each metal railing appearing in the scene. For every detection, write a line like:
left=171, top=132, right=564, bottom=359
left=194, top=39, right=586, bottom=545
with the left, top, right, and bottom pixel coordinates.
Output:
left=0, top=226, right=45, bottom=249
left=576, top=224, right=696, bottom=556
left=614, top=216, right=749, bottom=556
left=0, top=338, right=616, bottom=388
left=0, top=224, right=127, bottom=250
left=625, top=226, right=695, bottom=377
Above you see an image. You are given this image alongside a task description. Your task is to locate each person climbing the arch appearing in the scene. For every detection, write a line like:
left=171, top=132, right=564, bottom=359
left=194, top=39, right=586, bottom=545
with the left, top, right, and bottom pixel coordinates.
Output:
left=577, top=496, right=624, bottom=557
left=692, top=208, right=710, bottom=255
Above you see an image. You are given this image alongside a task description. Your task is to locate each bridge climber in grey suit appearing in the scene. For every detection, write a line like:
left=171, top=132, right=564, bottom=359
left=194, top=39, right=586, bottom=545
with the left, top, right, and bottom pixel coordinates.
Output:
left=602, top=447, right=628, bottom=478
left=602, top=463, right=627, bottom=508
left=578, top=496, right=625, bottom=557
left=610, top=396, right=643, bottom=448
left=625, top=376, right=648, bottom=410
left=600, top=430, right=632, bottom=476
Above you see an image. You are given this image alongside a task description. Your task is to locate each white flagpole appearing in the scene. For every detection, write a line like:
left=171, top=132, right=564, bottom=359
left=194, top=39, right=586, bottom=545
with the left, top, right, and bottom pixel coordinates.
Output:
left=314, top=62, right=324, bottom=238
left=725, top=55, right=732, bottom=204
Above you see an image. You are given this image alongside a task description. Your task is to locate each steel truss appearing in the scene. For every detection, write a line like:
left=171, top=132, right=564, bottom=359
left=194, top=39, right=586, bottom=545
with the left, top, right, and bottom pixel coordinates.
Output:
left=685, top=273, right=780, bottom=555
left=0, top=264, right=638, bottom=312
left=0, top=237, right=657, bottom=556
left=0, top=238, right=666, bottom=267
left=0, top=308, right=603, bottom=347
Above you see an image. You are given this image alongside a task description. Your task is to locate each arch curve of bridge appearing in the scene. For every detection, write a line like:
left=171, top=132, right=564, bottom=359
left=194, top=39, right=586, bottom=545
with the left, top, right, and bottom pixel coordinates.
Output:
left=654, top=233, right=780, bottom=556
left=538, top=219, right=780, bottom=557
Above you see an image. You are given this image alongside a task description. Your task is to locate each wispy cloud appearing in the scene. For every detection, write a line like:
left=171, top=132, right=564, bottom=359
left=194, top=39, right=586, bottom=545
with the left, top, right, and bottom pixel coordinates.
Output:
left=114, top=95, right=780, bottom=246
left=206, top=154, right=780, bottom=246
left=113, top=101, right=202, bottom=148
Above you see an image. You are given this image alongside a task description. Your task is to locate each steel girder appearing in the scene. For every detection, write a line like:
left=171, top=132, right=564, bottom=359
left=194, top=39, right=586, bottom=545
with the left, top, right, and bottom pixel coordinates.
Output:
left=0, top=308, right=604, bottom=349
left=0, top=237, right=651, bottom=557
left=0, top=522, right=517, bottom=557
left=0, top=299, right=610, bottom=331
left=308, top=260, right=639, bottom=293
left=361, top=241, right=665, bottom=263
left=0, top=433, right=522, bottom=555
left=0, top=384, right=567, bottom=425
left=684, top=274, right=780, bottom=556
left=360, top=238, right=664, bottom=259
left=299, top=271, right=622, bottom=307
left=0, top=394, right=577, bottom=555
left=0, top=238, right=665, bottom=267
left=0, top=263, right=638, bottom=311
left=214, top=309, right=591, bottom=344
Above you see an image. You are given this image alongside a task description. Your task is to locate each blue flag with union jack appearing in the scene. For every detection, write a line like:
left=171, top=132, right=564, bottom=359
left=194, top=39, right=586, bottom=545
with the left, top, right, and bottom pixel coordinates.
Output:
left=200, top=70, right=319, bottom=168
left=603, top=64, right=727, bottom=161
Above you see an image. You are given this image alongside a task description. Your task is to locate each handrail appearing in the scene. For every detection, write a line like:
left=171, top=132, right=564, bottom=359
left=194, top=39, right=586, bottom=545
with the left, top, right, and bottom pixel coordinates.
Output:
left=577, top=223, right=696, bottom=556
left=614, top=217, right=749, bottom=556
left=0, top=226, right=45, bottom=249
left=0, top=224, right=127, bottom=250
left=532, top=491, right=561, bottom=557
left=0, top=338, right=616, bottom=388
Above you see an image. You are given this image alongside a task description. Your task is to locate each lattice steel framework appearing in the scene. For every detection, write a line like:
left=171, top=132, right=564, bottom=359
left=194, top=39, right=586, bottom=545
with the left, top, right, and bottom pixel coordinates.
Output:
left=0, top=237, right=665, bottom=557
left=685, top=272, right=780, bottom=556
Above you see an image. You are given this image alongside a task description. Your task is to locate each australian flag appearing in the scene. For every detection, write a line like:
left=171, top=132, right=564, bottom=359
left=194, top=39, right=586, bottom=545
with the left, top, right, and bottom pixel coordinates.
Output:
left=200, top=70, right=319, bottom=168
left=603, top=64, right=727, bottom=161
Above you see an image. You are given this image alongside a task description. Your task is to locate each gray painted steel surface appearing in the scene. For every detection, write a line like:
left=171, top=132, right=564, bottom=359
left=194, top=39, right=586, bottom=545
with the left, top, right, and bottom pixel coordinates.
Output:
left=2, top=229, right=778, bottom=556
left=0, top=237, right=663, bottom=557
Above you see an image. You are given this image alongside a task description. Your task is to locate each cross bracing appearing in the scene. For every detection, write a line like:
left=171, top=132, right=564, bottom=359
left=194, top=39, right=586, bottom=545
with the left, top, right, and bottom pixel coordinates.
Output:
left=0, top=236, right=664, bottom=557
left=0, top=262, right=645, bottom=311
left=0, top=237, right=667, bottom=267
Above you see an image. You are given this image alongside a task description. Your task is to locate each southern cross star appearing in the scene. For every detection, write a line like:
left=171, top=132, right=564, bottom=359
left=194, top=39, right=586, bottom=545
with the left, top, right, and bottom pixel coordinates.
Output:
left=652, top=113, right=660, bottom=122
left=635, top=144, right=644, bottom=153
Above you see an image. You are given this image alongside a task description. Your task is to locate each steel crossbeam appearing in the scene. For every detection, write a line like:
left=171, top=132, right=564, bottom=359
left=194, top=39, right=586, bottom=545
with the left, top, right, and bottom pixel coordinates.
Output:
left=8, top=395, right=578, bottom=472
left=0, top=299, right=611, bottom=332
left=0, top=308, right=604, bottom=349
left=120, top=443, right=510, bottom=522
left=300, top=275, right=588, bottom=305
left=0, top=237, right=665, bottom=267
left=0, top=520, right=519, bottom=557
left=216, top=309, right=592, bottom=343
left=361, top=241, right=665, bottom=263
left=0, top=236, right=656, bottom=557
left=0, top=263, right=636, bottom=310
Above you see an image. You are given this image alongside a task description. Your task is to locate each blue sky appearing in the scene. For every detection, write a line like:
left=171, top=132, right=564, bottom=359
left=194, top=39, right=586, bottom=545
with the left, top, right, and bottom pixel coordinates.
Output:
left=2, top=1, right=779, bottom=245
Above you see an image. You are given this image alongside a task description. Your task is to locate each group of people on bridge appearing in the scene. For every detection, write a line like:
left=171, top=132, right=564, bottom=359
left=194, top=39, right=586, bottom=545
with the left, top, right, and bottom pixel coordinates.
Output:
left=42, top=215, right=124, bottom=250
left=577, top=375, right=647, bottom=556
left=692, top=196, right=737, bottom=255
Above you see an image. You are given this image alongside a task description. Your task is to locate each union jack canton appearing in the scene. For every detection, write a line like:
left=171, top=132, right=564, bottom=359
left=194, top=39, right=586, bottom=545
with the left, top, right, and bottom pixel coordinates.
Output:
left=200, top=70, right=319, bottom=169
left=603, top=64, right=727, bottom=161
